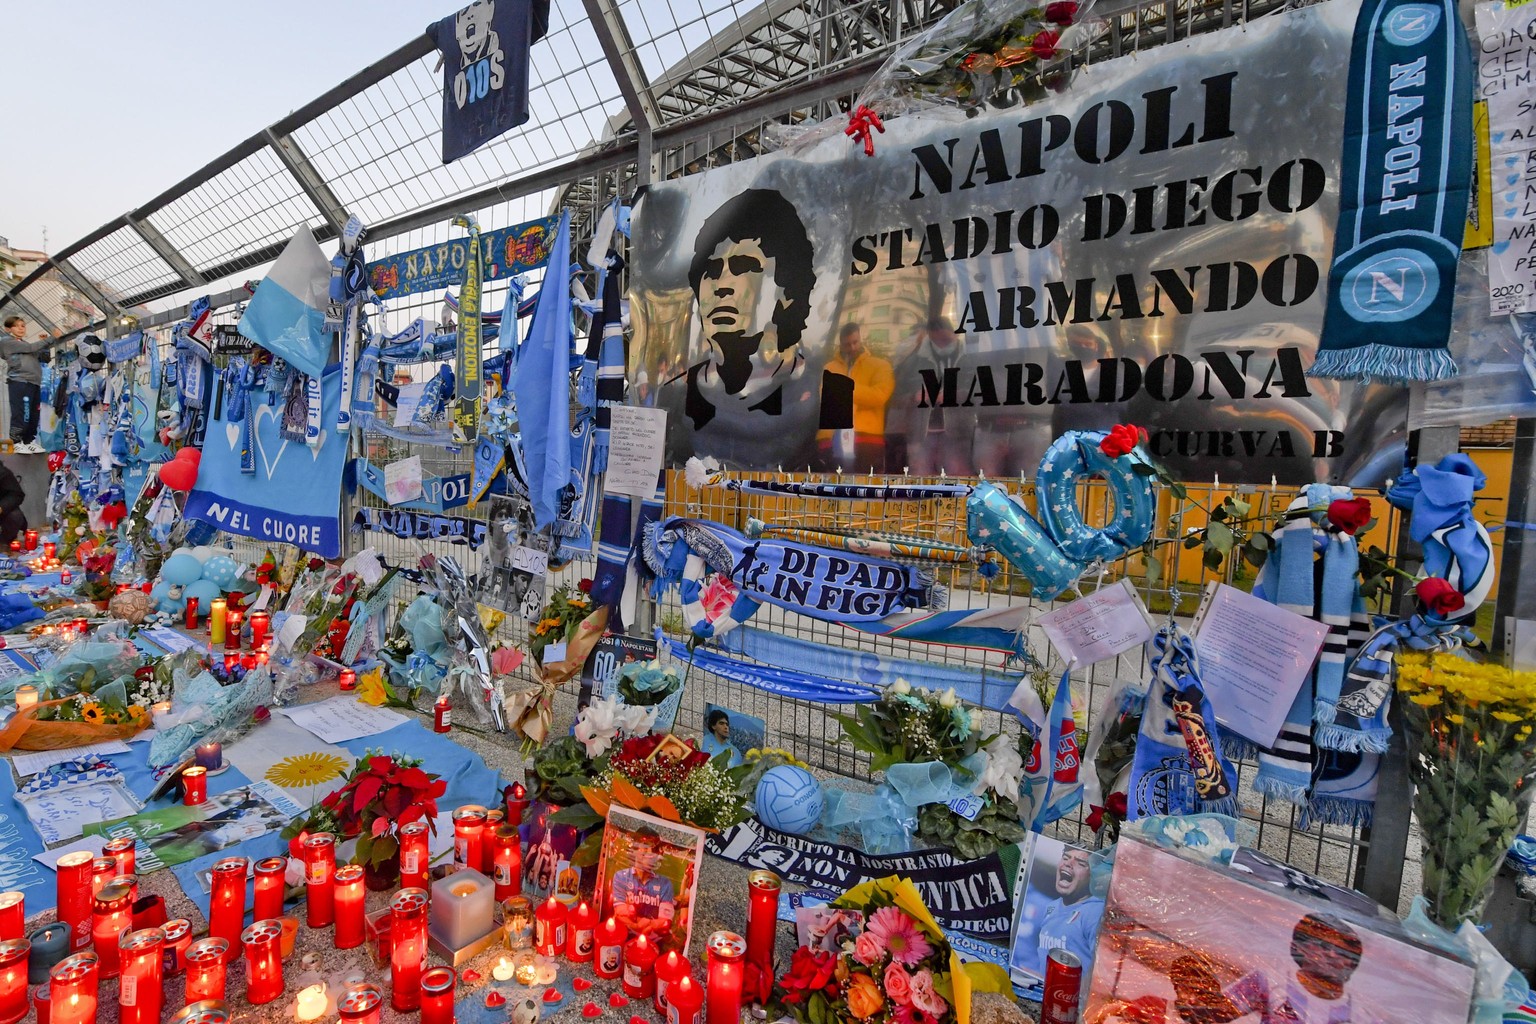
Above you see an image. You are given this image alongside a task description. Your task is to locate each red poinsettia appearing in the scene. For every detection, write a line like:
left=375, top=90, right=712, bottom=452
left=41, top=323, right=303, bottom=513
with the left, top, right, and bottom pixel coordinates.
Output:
left=779, top=948, right=838, bottom=1005
left=320, top=755, right=448, bottom=838
left=1100, top=423, right=1148, bottom=458
left=1416, top=577, right=1466, bottom=618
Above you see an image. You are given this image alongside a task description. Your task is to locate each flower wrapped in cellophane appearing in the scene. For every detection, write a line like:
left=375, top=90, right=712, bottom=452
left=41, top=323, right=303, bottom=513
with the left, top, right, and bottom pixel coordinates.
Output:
left=1396, top=650, right=1536, bottom=927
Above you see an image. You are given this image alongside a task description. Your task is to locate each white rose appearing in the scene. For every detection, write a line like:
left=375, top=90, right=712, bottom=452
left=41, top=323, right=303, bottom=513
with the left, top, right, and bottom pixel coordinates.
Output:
left=889, top=679, right=912, bottom=696
left=969, top=709, right=985, bottom=731
left=939, top=687, right=959, bottom=709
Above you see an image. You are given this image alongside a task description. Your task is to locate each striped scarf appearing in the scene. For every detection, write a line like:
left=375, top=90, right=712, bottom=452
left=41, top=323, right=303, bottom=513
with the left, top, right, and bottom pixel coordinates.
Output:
left=589, top=253, right=625, bottom=475
left=1127, top=626, right=1239, bottom=820
left=745, top=519, right=999, bottom=575
left=724, top=479, right=971, bottom=501
left=592, top=474, right=665, bottom=632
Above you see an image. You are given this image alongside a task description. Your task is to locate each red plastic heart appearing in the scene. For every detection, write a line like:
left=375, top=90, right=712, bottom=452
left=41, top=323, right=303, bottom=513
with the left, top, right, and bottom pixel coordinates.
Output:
left=486, top=991, right=507, bottom=1008
left=544, top=989, right=564, bottom=1004
left=609, top=994, right=629, bottom=1008
left=631, top=1017, right=648, bottom=1024
left=573, top=978, right=594, bottom=992
left=156, top=458, right=199, bottom=492
left=583, top=1002, right=603, bottom=1018
left=461, top=969, right=481, bottom=984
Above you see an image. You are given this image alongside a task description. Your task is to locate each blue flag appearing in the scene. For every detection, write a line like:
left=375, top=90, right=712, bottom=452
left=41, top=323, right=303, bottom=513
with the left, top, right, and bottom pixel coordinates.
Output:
left=514, top=210, right=573, bottom=531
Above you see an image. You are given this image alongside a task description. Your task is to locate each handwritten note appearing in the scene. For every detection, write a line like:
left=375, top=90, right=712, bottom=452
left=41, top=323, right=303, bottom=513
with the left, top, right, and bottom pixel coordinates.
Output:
left=384, top=456, right=425, bottom=505
left=1038, top=579, right=1155, bottom=666
left=1193, top=582, right=1329, bottom=749
left=1477, top=1, right=1536, bottom=313
left=278, top=696, right=409, bottom=744
left=606, top=406, right=667, bottom=498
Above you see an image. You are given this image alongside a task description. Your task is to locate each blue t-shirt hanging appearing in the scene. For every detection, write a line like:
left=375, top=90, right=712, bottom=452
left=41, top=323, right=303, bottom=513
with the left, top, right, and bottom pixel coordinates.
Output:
left=428, top=0, right=551, bottom=164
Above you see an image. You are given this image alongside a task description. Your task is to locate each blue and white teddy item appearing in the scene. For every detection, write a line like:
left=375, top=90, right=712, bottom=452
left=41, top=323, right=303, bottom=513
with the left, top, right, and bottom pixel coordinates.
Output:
left=150, top=546, right=242, bottom=616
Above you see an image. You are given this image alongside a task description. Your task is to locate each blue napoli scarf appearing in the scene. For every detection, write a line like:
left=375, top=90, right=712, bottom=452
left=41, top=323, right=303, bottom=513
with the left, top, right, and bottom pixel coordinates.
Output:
left=1127, top=627, right=1239, bottom=820
left=655, top=632, right=878, bottom=704
left=848, top=606, right=1031, bottom=664
left=726, top=480, right=972, bottom=501
left=592, top=473, right=666, bottom=632
left=589, top=252, right=625, bottom=475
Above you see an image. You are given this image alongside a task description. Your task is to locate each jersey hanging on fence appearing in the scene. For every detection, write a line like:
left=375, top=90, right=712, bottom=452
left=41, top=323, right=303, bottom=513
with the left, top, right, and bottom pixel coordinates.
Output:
left=428, top=0, right=551, bottom=164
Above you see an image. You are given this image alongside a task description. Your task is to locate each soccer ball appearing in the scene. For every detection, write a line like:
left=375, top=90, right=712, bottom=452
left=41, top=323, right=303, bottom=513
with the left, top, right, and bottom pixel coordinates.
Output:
left=755, top=765, right=823, bottom=834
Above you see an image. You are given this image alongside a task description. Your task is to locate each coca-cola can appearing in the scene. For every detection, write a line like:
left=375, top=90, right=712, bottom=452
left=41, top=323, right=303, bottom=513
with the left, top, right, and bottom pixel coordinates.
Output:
left=1040, top=948, right=1083, bottom=1024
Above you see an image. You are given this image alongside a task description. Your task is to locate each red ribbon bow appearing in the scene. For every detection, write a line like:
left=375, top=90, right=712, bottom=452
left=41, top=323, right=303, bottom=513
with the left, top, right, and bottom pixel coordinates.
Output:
left=845, top=105, right=886, bottom=156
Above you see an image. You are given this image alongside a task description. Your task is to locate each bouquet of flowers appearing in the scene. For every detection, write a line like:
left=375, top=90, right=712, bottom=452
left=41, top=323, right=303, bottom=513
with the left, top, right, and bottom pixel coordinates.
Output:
left=616, top=660, right=683, bottom=708
left=833, top=681, right=986, bottom=773
left=775, top=876, right=1011, bottom=1024
left=529, top=581, right=595, bottom=665
left=1397, top=649, right=1536, bottom=927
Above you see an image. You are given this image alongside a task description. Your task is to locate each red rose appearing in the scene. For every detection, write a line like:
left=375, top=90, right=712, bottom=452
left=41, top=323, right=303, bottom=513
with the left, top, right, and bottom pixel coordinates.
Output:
left=778, top=948, right=837, bottom=1004
left=1326, top=497, right=1373, bottom=536
left=308, top=558, right=325, bottom=571
left=1031, top=30, right=1061, bottom=59
left=1416, top=577, right=1466, bottom=618
left=1099, top=423, right=1145, bottom=459
left=1045, top=1, right=1078, bottom=23
left=578, top=578, right=593, bottom=594
left=1107, top=792, right=1128, bottom=817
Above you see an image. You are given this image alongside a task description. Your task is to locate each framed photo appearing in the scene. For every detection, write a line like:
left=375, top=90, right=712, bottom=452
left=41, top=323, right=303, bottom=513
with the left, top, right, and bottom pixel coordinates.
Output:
left=595, top=806, right=706, bottom=957
left=1085, top=838, right=1474, bottom=1024
left=795, top=906, right=864, bottom=953
left=1008, top=834, right=1102, bottom=986
left=522, top=804, right=584, bottom=904
left=700, top=703, right=766, bottom=768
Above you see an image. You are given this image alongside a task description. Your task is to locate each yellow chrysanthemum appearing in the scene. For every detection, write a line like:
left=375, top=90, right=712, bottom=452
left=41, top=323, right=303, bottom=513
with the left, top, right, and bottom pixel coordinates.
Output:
left=80, top=702, right=105, bottom=724
left=1446, top=714, right=1465, bottom=725
left=1493, top=711, right=1525, bottom=723
left=267, top=753, right=350, bottom=788
left=1409, top=694, right=1441, bottom=706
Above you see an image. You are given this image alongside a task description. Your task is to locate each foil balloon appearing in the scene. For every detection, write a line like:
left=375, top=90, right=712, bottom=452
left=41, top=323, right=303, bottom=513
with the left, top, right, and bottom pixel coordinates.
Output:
left=1037, top=430, right=1156, bottom=562
left=967, top=483, right=1082, bottom=601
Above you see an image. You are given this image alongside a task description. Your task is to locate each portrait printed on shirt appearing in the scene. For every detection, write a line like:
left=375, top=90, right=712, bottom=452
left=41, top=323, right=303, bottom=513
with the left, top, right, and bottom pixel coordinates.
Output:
left=595, top=806, right=706, bottom=957
left=1008, top=834, right=1103, bottom=988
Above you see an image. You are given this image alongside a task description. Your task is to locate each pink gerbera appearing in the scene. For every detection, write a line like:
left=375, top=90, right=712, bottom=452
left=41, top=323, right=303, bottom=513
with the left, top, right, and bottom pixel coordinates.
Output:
left=894, top=1006, right=940, bottom=1024
left=864, top=907, right=932, bottom=967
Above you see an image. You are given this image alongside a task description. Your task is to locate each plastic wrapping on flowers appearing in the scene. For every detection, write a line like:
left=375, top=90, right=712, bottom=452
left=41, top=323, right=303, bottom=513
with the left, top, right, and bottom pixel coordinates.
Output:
left=766, top=0, right=1102, bottom=152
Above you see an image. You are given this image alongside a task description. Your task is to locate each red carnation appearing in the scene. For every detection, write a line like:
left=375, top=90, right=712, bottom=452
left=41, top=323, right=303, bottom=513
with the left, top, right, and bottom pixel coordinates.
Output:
left=1416, top=577, right=1466, bottom=618
left=1326, top=497, right=1373, bottom=536
left=1031, top=30, right=1061, bottom=59
left=1045, top=1, right=1079, bottom=24
left=1099, top=424, right=1146, bottom=459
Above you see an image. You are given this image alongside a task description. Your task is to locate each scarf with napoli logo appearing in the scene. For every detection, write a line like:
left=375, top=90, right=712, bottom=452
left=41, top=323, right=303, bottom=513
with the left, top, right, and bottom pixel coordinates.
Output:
left=1127, top=626, right=1239, bottom=820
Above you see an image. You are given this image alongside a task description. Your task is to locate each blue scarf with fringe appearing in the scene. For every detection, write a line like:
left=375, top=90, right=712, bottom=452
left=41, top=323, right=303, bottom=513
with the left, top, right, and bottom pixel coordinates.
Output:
left=1127, top=626, right=1239, bottom=820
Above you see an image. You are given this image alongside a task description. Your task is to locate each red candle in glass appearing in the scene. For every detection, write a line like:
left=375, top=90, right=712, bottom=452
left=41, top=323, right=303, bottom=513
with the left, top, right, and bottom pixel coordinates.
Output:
left=303, top=832, right=337, bottom=928
left=182, top=766, right=208, bottom=806
left=566, top=900, right=595, bottom=963
left=0, top=939, right=28, bottom=1024
left=207, top=857, right=248, bottom=953
left=241, top=653, right=257, bottom=671
left=7, top=541, right=18, bottom=554
left=504, top=781, right=528, bottom=826
left=594, top=916, right=626, bottom=980
left=623, top=933, right=657, bottom=999
left=55, top=852, right=94, bottom=952
left=745, top=870, right=780, bottom=983
left=59, top=569, right=71, bottom=585
left=492, top=824, right=522, bottom=902
left=420, top=966, right=456, bottom=1024
left=89, top=858, right=114, bottom=899
left=334, top=864, right=365, bottom=949
left=184, top=597, right=200, bottom=630
left=117, top=927, right=164, bottom=1024
left=24, top=531, right=37, bottom=552
left=253, top=857, right=287, bottom=923
left=43, top=541, right=57, bottom=560
left=31, top=982, right=48, bottom=1024
left=102, top=836, right=136, bottom=877
left=534, top=895, right=567, bottom=957
left=182, top=938, right=229, bottom=1003
left=223, top=609, right=242, bottom=650
left=482, top=810, right=504, bottom=876
left=222, top=653, right=237, bottom=673
left=338, top=668, right=356, bottom=691
left=390, top=889, right=429, bottom=1012
left=668, top=974, right=705, bottom=1024
left=656, top=949, right=690, bottom=1016
left=451, top=806, right=487, bottom=872
left=241, top=919, right=285, bottom=1005
left=338, top=983, right=384, bottom=1024
left=91, top=876, right=136, bottom=979
left=248, top=611, right=270, bottom=649
left=49, top=952, right=97, bottom=1024
left=399, top=822, right=430, bottom=889
left=705, top=931, right=746, bottom=1024
left=0, top=893, right=21, bottom=942
left=161, top=918, right=192, bottom=976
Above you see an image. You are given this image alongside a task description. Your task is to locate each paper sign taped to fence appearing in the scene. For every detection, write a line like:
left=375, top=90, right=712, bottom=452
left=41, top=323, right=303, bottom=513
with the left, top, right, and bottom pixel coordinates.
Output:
left=1193, top=582, right=1329, bottom=749
left=1038, top=579, right=1155, bottom=666
left=606, top=406, right=667, bottom=498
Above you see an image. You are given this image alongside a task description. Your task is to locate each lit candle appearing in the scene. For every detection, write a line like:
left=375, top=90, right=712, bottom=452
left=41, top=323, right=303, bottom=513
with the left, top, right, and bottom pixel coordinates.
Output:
left=303, top=832, right=337, bottom=928
left=24, top=531, right=37, bottom=551
left=420, top=966, right=456, bottom=1024
left=208, top=599, right=226, bottom=645
left=207, top=857, right=249, bottom=953
left=492, top=824, right=522, bottom=902
left=534, top=895, right=567, bottom=957
left=502, top=895, right=534, bottom=951
left=337, top=668, right=356, bottom=691
left=0, top=894, right=20, bottom=942
left=389, top=889, right=428, bottom=1012
left=59, top=569, right=71, bottom=586
left=194, top=742, right=223, bottom=772
left=482, top=810, right=504, bottom=876
left=433, top=695, right=452, bottom=733
left=89, top=859, right=115, bottom=898
left=513, top=950, right=537, bottom=986
left=150, top=700, right=171, bottom=724
left=669, top=974, right=705, bottom=1024
left=398, top=821, right=430, bottom=890
left=745, top=870, right=780, bottom=985
left=337, top=983, right=384, bottom=1024
left=90, top=876, right=136, bottom=979
left=622, top=932, right=657, bottom=1000
left=253, top=857, right=287, bottom=921
left=182, top=937, right=229, bottom=1003
left=0, top=939, right=27, bottom=1024
left=182, top=765, right=207, bottom=806
left=429, top=870, right=495, bottom=951
left=7, top=542, right=18, bottom=554
left=705, top=931, right=746, bottom=1024
left=117, top=927, right=165, bottom=1024
left=535, top=954, right=558, bottom=985
left=161, top=918, right=192, bottom=977
left=295, top=982, right=328, bottom=1022
left=566, top=900, right=595, bottom=964
left=242, top=653, right=257, bottom=671
left=492, top=956, right=515, bottom=982
left=26, top=923, right=69, bottom=985
left=223, top=608, right=242, bottom=650
left=115, top=583, right=130, bottom=595
left=54, top=852, right=94, bottom=952
left=451, top=806, right=487, bottom=871
left=249, top=611, right=271, bottom=650
left=222, top=653, right=238, bottom=673
left=48, top=952, right=98, bottom=1024
left=31, top=982, right=47, bottom=1024
left=656, top=948, right=690, bottom=1016
left=334, top=865, right=365, bottom=949
left=43, top=541, right=56, bottom=560
left=102, top=836, right=136, bottom=877
left=184, top=597, right=201, bottom=630
left=13, top=685, right=36, bottom=711
left=593, top=916, right=626, bottom=980
left=242, top=919, right=285, bottom=1005
left=504, top=781, right=529, bottom=826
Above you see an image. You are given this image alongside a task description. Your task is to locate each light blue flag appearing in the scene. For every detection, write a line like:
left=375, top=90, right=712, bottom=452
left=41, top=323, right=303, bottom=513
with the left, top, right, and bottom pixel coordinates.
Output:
left=237, top=227, right=334, bottom=378
left=514, top=209, right=573, bottom=530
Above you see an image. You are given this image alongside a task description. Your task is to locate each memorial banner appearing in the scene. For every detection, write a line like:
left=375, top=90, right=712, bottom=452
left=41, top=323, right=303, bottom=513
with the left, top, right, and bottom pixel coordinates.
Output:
left=631, top=0, right=1412, bottom=485
left=367, top=215, right=559, bottom=301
